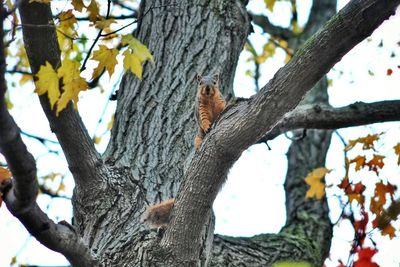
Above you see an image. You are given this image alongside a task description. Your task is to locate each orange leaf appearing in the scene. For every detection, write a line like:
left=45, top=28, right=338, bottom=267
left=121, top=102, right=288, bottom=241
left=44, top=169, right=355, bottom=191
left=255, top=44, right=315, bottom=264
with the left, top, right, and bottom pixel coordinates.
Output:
left=349, top=155, right=366, bottom=171
left=0, top=167, right=11, bottom=182
left=304, top=167, right=330, bottom=200
left=394, top=143, right=400, bottom=165
left=381, top=224, right=396, bottom=239
left=366, top=154, right=385, bottom=175
left=345, top=134, right=381, bottom=152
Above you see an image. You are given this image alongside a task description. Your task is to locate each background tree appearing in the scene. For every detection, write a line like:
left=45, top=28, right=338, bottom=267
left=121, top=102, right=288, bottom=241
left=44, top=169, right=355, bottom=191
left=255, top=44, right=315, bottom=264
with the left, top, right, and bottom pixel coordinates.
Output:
left=0, top=0, right=400, bottom=266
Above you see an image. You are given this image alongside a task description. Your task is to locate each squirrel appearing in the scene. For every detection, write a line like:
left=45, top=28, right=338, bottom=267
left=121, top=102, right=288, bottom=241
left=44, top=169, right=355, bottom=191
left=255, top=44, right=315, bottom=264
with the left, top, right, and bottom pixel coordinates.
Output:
left=141, top=74, right=226, bottom=229
left=194, top=73, right=226, bottom=149
left=141, top=198, right=175, bottom=229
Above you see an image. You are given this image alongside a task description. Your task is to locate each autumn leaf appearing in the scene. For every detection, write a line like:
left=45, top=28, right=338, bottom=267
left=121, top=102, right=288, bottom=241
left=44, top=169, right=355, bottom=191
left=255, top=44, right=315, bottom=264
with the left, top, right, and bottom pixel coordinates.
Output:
left=19, top=74, right=33, bottom=86
left=349, top=155, right=366, bottom=171
left=354, top=210, right=368, bottom=235
left=87, top=0, right=100, bottom=22
left=366, top=154, right=385, bottom=175
left=381, top=224, right=396, bottom=239
left=122, top=34, right=154, bottom=63
left=345, top=133, right=381, bottom=152
left=58, top=10, right=77, bottom=30
left=35, top=61, right=60, bottom=109
left=91, top=45, right=118, bottom=79
left=10, top=256, right=17, bottom=265
left=5, top=91, right=13, bottom=110
left=0, top=167, right=12, bottom=182
left=123, top=49, right=143, bottom=79
left=347, top=183, right=365, bottom=205
left=94, top=136, right=101, bottom=144
left=94, top=18, right=116, bottom=30
left=304, top=167, right=330, bottom=200
left=107, top=114, right=114, bottom=130
left=264, top=0, right=276, bottom=12
left=394, top=143, right=400, bottom=165
left=71, top=0, right=85, bottom=12
left=57, top=58, right=88, bottom=114
left=121, top=35, right=154, bottom=79
left=0, top=167, right=12, bottom=208
left=353, top=247, right=379, bottom=267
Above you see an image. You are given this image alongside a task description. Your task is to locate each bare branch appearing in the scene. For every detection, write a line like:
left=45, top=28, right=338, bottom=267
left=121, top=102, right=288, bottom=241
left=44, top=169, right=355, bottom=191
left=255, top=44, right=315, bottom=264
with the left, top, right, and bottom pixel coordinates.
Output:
left=259, top=100, right=400, bottom=142
left=18, top=1, right=102, bottom=187
left=0, top=6, right=97, bottom=266
left=162, top=0, right=400, bottom=262
left=251, top=13, right=293, bottom=40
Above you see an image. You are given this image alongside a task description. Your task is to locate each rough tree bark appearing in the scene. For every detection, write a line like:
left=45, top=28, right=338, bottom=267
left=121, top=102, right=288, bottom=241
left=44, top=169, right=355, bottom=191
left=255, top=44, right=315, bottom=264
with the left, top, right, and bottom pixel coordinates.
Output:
left=0, top=0, right=399, bottom=266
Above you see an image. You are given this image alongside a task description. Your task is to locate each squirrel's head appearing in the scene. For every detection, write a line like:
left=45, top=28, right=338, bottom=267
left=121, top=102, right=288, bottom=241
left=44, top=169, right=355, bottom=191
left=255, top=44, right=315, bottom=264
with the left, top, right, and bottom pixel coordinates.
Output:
left=197, top=73, right=219, bottom=97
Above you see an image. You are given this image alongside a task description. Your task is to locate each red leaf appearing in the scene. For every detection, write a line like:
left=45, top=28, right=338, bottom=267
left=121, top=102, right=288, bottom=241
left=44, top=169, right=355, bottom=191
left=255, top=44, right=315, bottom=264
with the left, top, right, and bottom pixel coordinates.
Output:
left=354, top=247, right=379, bottom=267
left=387, top=68, right=393, bottom=76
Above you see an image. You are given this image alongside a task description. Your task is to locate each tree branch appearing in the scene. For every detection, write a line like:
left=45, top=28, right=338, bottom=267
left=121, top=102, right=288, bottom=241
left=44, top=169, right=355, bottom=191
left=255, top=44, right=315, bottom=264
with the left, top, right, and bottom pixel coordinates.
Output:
left=251, top=13, right=293, bottom=40
left=18, top=1, right=102, bottom=187
left=259, top=100, right=400, bottom=142
left=303, top=0, right=337, bottom=38
left=161, top=0, right=400, bottom=262
left=0, top=6, right=97, bottom=266
left=210, top=234, right=318, bottom=266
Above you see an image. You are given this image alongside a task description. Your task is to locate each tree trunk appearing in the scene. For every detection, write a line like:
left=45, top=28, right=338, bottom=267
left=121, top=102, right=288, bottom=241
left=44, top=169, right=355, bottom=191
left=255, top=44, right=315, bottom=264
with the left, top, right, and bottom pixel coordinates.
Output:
left=73, top=1, right=250, bottom=266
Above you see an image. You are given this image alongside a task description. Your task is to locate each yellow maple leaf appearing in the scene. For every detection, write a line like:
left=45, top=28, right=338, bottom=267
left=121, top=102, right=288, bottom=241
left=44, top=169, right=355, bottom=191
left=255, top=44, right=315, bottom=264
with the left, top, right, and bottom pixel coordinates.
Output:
left=35, top=61, right=60, bottom=109
left=59, top=10, right=77, bottom=30
left=394, top=143, right=400, bottom=165
left=91, top=45, right=118, bottom=79
left=56, top=58, right=88, bottom=114
left=107, top=114, right=114, bottom=130
left=123, top=49, right=143, bottom=79
left=5, top=91, right=13, bottom=110
left=121, top=34, right=154, bottom=63
left=93, top=136, right=101, bottom=144
left=264, top=0, right=276, bottom=12
left=304, top=167, right=330, bottom=200
left=71, top=0, right=85, bottom=12
left=87, top=0, right=100, bottom=22
left=121, top=35, right=154, bottom=79
left=94, top=18, right=116, bottom=30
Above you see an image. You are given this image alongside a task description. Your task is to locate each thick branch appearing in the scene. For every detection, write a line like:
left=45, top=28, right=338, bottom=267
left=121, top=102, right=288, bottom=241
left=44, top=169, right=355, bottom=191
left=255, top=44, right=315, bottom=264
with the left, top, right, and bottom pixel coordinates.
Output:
left=210, top=234, right=319, bottom=266
left=0, top=6, right=97, bottom=266
left=251, top=13, right=293, bottom=40
left=18, top=1, right=101, bottom=187
left=162, top=0, right=400, bottom=262
left=260, top=100, right=400, bottom=142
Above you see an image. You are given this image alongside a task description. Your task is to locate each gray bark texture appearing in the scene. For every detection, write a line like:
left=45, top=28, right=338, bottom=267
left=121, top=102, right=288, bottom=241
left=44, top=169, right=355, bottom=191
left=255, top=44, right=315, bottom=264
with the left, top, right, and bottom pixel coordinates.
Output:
left=0, top=0, right=399, bottom=267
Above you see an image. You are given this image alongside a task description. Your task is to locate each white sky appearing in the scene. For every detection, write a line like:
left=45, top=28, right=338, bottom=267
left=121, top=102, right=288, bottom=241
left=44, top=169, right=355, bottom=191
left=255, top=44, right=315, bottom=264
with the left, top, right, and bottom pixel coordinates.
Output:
left=0, top=1, right=400, bottom=266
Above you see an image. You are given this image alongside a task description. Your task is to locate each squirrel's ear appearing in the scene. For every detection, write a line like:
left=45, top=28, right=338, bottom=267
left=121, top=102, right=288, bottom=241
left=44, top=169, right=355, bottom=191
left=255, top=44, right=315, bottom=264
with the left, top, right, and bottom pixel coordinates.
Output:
left=212, top=73, right=219, bottom=83
left=196, top=74, right=202, bottom=82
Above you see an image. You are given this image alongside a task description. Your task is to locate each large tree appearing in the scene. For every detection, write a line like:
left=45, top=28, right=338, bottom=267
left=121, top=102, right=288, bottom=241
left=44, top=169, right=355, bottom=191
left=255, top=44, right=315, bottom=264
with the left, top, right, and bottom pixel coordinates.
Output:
left=1, top=0, right=400, bottom=266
